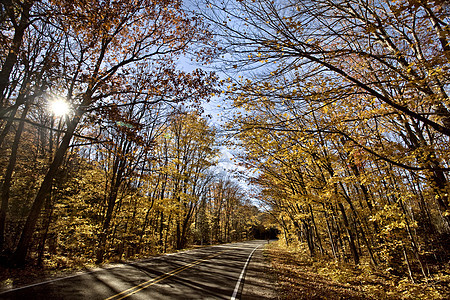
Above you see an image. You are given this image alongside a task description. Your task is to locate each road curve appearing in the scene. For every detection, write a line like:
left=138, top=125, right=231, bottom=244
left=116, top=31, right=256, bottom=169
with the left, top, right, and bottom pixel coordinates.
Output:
left=0, top=240, right=268, bottom=300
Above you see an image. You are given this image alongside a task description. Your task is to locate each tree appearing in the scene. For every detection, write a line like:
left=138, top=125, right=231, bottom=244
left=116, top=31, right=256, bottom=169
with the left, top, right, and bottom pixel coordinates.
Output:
left=197, top=0, right=449, bottom=280
left=7, top=0, right=216, bottom=266
left=0, top=0, right=66, bottom=250
left=164, top=111, right=217, bottom=249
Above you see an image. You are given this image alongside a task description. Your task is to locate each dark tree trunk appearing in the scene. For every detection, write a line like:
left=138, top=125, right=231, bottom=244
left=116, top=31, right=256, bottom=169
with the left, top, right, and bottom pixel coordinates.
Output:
left=338, top=202, right=359, bottom=265
left=310, top=204, right=325, bottom=256
left=0, top=102, right=30, bottom=251
left=37, top=191, right=53, bottom=266
left=0, top=0, right=33, bottom=105
left=96, top=184, right=120, bottom=264
left=12, top=115, right=81, bottom=266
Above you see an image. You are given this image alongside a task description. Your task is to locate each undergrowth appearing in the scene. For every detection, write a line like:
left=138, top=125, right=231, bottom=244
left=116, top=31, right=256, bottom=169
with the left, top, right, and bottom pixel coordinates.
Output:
left=266, top=240, right=450, bottom=300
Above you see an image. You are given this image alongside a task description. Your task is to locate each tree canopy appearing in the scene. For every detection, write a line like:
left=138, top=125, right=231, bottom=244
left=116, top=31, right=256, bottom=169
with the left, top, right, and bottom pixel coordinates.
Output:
left=0, top=0, right=449, bottom=293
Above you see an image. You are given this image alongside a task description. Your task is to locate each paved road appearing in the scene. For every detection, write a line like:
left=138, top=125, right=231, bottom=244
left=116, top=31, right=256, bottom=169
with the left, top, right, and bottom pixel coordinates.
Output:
left=0, top=240, right=270, bottom=300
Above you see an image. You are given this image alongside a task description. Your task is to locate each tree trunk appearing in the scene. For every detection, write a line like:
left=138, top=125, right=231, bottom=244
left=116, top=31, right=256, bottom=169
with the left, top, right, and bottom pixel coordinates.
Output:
left=0, top=102, right=30, bottom=250
left=0, top=1, right=33, bottom=105
left=176, top=220, right=181, bottom=250
left=338, top=202, right=359, bottom=265
left=37, top=191, right=53, bottom=266
left=96, top=185, right=120, bottom=264
left=300, top=220, right=315, bottom=257
left=310, top=204, right=325, bottom=256
left=323, top=203, right=338, bottom=260
left=12, top=115, right=80, bottom=266
left=402, top=242, right=415, bottom=284
left=339, top=182, right=377, bottom=265
left=179, top=204, right=194, bottom=250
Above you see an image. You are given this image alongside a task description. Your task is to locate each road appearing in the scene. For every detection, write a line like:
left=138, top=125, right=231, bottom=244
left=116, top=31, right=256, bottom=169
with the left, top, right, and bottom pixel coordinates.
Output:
left=0, top=240, right=272, bottom=300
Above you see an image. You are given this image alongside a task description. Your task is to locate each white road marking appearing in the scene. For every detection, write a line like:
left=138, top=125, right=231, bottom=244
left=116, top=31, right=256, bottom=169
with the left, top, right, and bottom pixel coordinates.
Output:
left=0, top=252, right=172, bottom=295
left=230, top=243, right=262, bottom=300
left=0, top=269, right=100, bottom=295
left=0, top=241, right=263, bottom=297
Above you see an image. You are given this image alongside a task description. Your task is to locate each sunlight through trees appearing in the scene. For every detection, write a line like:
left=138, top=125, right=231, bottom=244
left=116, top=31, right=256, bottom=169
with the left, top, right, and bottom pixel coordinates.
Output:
left=1, top=0, right=449, bottom=297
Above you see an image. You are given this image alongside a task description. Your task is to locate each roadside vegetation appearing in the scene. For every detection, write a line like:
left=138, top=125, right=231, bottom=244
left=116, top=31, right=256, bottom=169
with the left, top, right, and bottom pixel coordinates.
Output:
left=0, top=1, right=264, bottom=285
left=1, top=0, right=449, bottom=298
left=266, top=240, right=450, bottom=300
left=198, top=0, right=450, bottom=298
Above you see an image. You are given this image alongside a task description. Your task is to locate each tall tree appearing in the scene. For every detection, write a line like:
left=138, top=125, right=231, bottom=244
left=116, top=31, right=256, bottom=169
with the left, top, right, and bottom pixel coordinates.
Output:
left=198, top=0, right=449, bottom=280
left=10, top=0, right=216, bottom=265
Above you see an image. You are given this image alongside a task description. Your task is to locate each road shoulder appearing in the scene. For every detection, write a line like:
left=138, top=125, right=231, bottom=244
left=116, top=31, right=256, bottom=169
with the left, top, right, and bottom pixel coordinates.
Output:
left=241, top=242, right=278, bottom=300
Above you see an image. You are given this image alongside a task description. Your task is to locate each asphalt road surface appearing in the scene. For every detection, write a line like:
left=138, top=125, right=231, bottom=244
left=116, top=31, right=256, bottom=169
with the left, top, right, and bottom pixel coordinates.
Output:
left=0, top=240, right=272, bottom=300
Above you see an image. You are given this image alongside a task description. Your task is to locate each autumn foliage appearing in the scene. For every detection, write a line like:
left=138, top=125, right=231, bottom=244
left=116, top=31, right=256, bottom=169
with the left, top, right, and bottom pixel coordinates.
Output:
left=0, top=0, right=258, bottom=270
left=198, top=0, right=450, bottom=292
left=1, top=0, right=449, bottom=297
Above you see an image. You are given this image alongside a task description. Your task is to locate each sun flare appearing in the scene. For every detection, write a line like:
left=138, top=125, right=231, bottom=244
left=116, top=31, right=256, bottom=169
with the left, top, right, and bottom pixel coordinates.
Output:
left=49, top=98, right=70, bottom=117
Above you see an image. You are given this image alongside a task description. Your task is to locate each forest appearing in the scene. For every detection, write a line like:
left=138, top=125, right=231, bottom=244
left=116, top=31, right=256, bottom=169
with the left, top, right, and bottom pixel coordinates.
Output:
left=0, top=0, right=265, bottom=270
left=1, top=0, right=450, bottom=298
left=198, top=0, right=450, bottom=295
